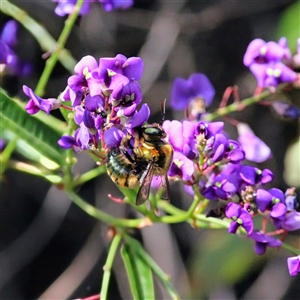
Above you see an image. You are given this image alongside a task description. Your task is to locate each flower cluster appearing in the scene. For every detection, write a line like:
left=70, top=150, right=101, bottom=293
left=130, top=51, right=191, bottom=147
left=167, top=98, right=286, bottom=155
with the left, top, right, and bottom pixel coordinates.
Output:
left=243, top=37, right=299, bottom=88
left=0, top=20, right=30, bottom=76
left=23, top=54, right=146, bottom=153
left=23, top=39, right=300, bottom=277
left=162, top=116, right=299, bottom=254
left=53, top=0, right=133, bottom=17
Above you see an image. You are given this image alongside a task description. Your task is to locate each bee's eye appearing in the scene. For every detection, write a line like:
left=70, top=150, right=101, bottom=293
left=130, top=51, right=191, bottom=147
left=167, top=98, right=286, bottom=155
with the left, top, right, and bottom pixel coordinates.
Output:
left=144, top=127, right=161, bottom=136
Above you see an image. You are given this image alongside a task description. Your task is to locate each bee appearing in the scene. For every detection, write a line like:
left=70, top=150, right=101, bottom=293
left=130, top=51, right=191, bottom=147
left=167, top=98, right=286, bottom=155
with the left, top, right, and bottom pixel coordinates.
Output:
left=106, top=122, right=173, bottom=205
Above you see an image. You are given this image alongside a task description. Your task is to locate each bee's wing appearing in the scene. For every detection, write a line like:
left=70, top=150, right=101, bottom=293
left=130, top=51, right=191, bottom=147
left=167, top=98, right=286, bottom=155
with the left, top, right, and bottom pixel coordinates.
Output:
left=161, top=175, right=171, bottom=202
left=136, top=161, right=154, bottom=206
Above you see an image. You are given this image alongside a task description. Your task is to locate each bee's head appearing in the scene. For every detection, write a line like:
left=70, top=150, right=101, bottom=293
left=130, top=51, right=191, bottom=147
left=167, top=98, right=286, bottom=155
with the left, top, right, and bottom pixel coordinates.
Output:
left=142, top=124, right=166, bottom=142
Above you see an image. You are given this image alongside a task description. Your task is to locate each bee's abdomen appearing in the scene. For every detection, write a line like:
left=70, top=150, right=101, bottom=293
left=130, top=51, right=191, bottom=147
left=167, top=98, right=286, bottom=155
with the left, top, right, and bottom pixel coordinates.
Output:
left=106, top=148, right=145, bottom=188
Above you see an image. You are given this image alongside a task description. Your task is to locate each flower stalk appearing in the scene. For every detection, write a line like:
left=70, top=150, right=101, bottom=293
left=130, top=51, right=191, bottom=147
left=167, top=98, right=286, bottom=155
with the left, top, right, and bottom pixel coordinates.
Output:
left=204, top=83, right=290, bottom=121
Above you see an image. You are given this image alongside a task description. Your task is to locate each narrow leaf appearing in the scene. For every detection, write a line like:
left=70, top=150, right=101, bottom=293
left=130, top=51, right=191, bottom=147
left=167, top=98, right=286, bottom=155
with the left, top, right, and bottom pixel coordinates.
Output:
left=134, top=249, right=155, bottom=300
left=121, top=244, right=143, bottom=300
left=122, top=237, right=156, bottom=300
left=0, top=89, right=65, bottom=165
left=126, top=235, right=180, bottom=300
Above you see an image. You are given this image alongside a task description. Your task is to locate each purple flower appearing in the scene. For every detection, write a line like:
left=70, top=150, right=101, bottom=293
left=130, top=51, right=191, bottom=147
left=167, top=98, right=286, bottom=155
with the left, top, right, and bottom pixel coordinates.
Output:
left=256, top=188, right=286, bottom=218
left=285, top=188, right=298, bottom=211
left=84, top=94, right=105, bottom=112
left=58, top=135, right=80, bottom=151
left=75, top=123, right=94, bottom=150
left=104, top=126, right=125, bottom=149
left=1, top=20, right=18, bottom=48
left=68, top=55, right=99, bottom=93
left=204, top=133, right=227, bottom=162
left=279, top=211, right=300, bottom=231
left=23, top=85, right=61, bottom=115
left=111, top=79, right=142, bottom=107
left=278, top=37, right=293, bottom=64
left=58, top=123, right=98, bottom=151
left=168, top=151, right=195, bottom=181
left=74, top=105, right=84, bottom=125
left=196, top=121, right=224, bottom=139
left=272, top=101, right=300, bottom=120
left=287, top=256, right=300, bottom=276
left=1, top=20, right=31, bottom=76
left=53, top=0, right=92, bottom=16
left=1, top=20, right=18, bottom=70
left=204, top=136, right=245, bottom=166
left=248, top=230, right=282, bottom=255
left=250, top=62, right=297, bottom=88
left=225, top=202, right=253, bottom=234
left=237, top=122, right=271, bottom=163
left=53, top=0, right=133, bottom=16
left=163, top=120, right=197, bottom=160
left=0, top=40, right=10, bottom=64
left=238, top=165, right=273, bottom=187
left=83, top=109, right=97, bottom=135
left=98, top=0, right=134, bottom=11
left=223, top=140, right=245, bottom=164
left=60, top=86, right=83, bottom=107
left=202, top=173, right=238, bottom=201
left=170, top=73, right=215, bottom=115
left=243, top=38, right=297, bottom=88
left=119, top=103, right=150, bottom=129
left=0, top=139, right=7, bottom=151
left=243, top=39, right=287, bottom=66
left=97, top=54, right=144, bottom=82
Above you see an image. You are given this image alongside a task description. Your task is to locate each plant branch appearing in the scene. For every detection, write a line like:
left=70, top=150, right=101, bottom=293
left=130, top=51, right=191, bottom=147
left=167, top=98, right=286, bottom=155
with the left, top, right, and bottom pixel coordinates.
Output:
left=100, top=232, right=123, bottom=300
left=1, top=0, right=76, bottom=75
left=65, top=190, right=151, bottom=228
left=35, top=0, right=84, bottom=96
left=204, top=83, right=289, bottom=121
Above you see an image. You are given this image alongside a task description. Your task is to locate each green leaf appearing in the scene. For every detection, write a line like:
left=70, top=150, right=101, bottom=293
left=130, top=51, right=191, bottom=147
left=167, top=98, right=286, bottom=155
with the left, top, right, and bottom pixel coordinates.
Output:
left=121, top=244, right=143, bottom=300
left=0, top=89, right=66, bottom=165
left=121, top=241, right=155, bottom=300
left=125, top=236, right=179, bottom=300
left=277, top=0, right=300, bottom=52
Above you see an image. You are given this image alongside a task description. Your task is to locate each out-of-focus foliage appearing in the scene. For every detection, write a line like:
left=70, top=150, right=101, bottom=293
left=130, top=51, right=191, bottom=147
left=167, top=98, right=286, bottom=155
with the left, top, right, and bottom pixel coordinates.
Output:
left=277, top=0, right=300, bottom=52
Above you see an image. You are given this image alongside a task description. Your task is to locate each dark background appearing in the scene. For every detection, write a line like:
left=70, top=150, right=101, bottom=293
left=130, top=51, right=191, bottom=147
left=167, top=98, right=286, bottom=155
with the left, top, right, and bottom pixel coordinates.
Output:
left=1, top=0, right=299, bottom=299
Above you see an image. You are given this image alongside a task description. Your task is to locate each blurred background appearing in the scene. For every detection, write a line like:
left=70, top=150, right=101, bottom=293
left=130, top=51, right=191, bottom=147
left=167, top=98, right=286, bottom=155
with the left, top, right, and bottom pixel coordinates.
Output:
left=1, top=0, right=299, bottom=299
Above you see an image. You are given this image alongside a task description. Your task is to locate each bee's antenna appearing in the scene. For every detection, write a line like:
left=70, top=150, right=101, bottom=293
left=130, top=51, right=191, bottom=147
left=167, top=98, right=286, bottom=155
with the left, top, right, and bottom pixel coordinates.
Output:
left=160, top=99, right=167, bottom=124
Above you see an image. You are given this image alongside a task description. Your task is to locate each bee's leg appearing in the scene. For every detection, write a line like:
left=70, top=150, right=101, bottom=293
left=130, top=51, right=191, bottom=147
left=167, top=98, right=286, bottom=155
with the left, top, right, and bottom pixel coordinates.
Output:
left=133, top=130, right=142, bottom=148
left=120, top=133, right=132, bottom=147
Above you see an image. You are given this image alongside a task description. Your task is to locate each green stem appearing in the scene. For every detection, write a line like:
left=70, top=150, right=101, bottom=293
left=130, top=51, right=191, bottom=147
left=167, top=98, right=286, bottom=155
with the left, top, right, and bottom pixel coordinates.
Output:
left=65, top=189, right=150, bottom=228
left=35, top=0, right=84, bottom=96
left=157, top=188, right=204, bottom=224
left=157, top=200, right=231, bottom=229
left=194, top=213, right=232, bottom=229
left=100, top=232, right=123, bottom=300
left=0, top=136, right=18, bottom=176
left=1, top=1, right=76, bottom=74
left=281, top=242, right=300, bottom=255
left=204, top=83, right=289, bottom=121
left=74, top=165, right=107, bottom=187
